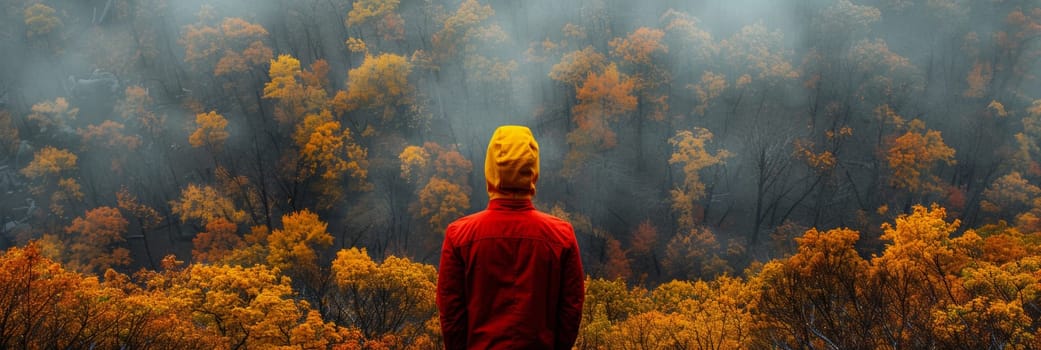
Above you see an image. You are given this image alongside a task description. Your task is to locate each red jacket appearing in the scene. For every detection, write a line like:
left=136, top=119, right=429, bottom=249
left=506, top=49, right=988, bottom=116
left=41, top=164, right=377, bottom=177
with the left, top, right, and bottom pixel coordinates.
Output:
left=437, top=198, right=584, bottom=349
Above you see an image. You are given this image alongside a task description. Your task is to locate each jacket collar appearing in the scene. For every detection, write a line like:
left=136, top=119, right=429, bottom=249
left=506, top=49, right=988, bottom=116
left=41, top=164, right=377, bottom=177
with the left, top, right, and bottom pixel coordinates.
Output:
left=488, top=198, right=535, bottom=211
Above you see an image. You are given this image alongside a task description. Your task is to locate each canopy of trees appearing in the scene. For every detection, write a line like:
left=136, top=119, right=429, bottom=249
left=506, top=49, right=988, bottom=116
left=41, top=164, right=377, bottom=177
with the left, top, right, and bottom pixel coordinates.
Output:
left=1, top=0, right=1041, bottom=347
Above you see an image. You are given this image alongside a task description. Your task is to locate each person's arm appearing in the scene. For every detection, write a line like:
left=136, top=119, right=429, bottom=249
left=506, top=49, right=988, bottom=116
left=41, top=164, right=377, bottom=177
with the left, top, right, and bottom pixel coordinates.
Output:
left=437, top=230, right=468, bottom=350
left=556, top=227, right=585, bottom=350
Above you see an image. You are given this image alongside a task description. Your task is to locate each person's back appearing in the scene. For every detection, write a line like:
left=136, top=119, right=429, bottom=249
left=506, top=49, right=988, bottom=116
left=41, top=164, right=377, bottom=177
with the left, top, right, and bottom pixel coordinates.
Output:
left=437, top=126, right=584, bottom=349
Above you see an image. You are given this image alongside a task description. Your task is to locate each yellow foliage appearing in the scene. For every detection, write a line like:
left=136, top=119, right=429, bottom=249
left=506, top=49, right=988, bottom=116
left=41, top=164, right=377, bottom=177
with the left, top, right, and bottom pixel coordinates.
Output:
left=188, top=110, right=229, bottom=150
left=154, top=262, right=346, bottom=348
left=329, top=247, right=437, bottom=341
left=267, top=209, right=334, bottom=275
left=347, top=0, right=400, bottom=27
left=415, top=177, right=470, bottom=235
left=398, top=145, right=430, bottom=182
left=692, top=71, right=726, bottom=115
left=668, top=128, right=730, bottom=230
left=344, top=53, right=412, bottom=118
left=21, top=146, right=77, bottom=178
left=170, top=183, right=246, bottom=224
left=28, top=97, right=77, bottom=132
left=346, top=37, right=369, bottom=53
left=988, top=100, right=1009, bottom=117
left=24, top=4, right=62, bottom=38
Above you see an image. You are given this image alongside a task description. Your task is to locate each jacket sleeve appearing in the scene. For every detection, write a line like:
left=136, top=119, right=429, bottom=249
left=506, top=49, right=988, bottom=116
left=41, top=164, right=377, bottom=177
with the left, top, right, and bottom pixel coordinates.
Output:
left=555, top=226, right=585, bottom=350
left=437, top=229, right=468, bottom=350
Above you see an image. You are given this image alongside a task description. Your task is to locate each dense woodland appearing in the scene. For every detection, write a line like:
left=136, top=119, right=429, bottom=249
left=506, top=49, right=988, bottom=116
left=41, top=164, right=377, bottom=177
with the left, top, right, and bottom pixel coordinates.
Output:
left=1, top=0, right=1041, bottom=348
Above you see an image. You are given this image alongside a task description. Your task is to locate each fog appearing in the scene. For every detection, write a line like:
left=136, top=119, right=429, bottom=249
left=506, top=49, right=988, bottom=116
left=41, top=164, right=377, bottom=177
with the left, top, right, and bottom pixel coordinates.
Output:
left=1, top=0, right=1039, bottom=281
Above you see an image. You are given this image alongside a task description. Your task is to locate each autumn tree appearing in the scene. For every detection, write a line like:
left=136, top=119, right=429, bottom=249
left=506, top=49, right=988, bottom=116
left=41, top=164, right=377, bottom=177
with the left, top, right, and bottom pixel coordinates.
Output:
left=664, top=226, right=728, bottom=280
left=180, top=11, right=273, bottom=114
left=20, top=146, right=82, bottom=217
left=603, top=238, right=632, bottom=281
left=564, top=64, right=637, bottom=177
left=115, top=85, right=165, bottom=137
left=610, top=27, right=670, bottom=123
left=549, top=46, right=607, bottom=88
left=885, top=119, right=956, bottom=196
left=78, top=120, right=142, bottom=174
left=869, top=204, right=978, bottom=348
left=328, top=247, right=438, bottom=343
left=27, top=97, right=77, bottom=135
left=340, top=53, right=414, bottom=123
left=267, top=209, right=334, bottom=298
left=288, top=110, right=371, bottom=209
left=188, top=110, right=229, bottom=152
left=146, top=260, right=350, bottom=348
left=346, top=0, right=405, bottom=42
left=116, top=187, right=162, bottom=268
left=668, top=128, right=730, bottom=231
left=753, top=227, right=875, bottom=349
left=0, top=111, right=17, bottom=157
left=399, top=142, right=472, bottom=239
left=62, top=206, right=130, bottom=274
left=980, top=172, right=1040, bottom=220
left=170, top=183, right=246, bottom=226
left=180, top=13, right=272, bottom=78
left=263, top=54, right=330, bottom=125
left=191, top=218, right=243, bottom=263
left=24, top=3, right=62, bottom=53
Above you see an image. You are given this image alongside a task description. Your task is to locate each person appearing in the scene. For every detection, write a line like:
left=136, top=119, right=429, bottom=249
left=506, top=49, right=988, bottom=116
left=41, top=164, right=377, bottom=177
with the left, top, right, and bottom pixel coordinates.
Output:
left=437, top=125, right=585, bottom=349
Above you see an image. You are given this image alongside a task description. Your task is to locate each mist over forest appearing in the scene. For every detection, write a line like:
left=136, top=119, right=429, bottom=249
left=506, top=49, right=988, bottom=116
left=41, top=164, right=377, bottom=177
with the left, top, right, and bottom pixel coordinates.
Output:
left=1, top=0, right=1041, bottom=348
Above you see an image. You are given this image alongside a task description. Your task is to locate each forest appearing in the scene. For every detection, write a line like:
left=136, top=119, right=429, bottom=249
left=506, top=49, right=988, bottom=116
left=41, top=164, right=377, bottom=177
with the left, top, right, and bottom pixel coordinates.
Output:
left=0, top=0, right=1040, bottom=348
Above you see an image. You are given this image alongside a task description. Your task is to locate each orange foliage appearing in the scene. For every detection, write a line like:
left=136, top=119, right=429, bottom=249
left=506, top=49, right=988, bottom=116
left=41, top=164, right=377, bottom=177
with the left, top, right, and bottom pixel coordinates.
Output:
left=609, top=27, right=667, bottom=65
left=64, top=206, right=130, bottom=273
left=630, top=220, right=658, bottom=256
left=664, top=226, right=727, bottom=279
left=400, top=142, right=473, bottom=235
left=964, top=61, right=992, bottom=98
left=885, top=119, right=956, bottom=193
left=692, top=71, right=726, bottom=115
left=181, top=16, right=272, bottom=76
left=20, top=146, right=77, bottom=178
left=191, top=218, right=243, bottom=263
left=603, top=238, right=632, bottom=281
left=79, top=120, right=142, bottom=151
left=564, top=64, right=637, bottom=176
left=27, top=97, right=77, bottom=132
